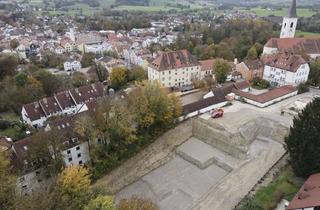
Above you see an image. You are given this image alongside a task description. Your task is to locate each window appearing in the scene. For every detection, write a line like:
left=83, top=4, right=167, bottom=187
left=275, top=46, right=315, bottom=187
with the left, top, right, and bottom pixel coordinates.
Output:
left=76, top=146, right=80, bottom=150
left=79, top=161, right=83, bottom=165
left=290, top=22, right=294, bottom=28
left=67, top=150, right=71, bottom=154
left=77, top=153, right=81, bottom=158
left=68, top=157, right=72, bottom=162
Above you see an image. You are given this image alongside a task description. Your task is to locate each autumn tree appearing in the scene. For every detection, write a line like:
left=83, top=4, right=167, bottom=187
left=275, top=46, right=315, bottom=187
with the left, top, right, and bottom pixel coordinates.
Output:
left=285, top=98, right=320, bottom=177
left=26, top=129, right=64, bottom=176
left=129, top=82, right=182, bottom=134
left=34, top=69, right=66, bottom=96
left=0, top=54, right=18, bottom=79
left=57, top=165, right=91, bottom=210
left=110, top=67, right=128, bottom=90
left=10, top=39, right=19, bottom=49
left=246, top=45, right=258, bottom=60
left=118, top=197, right=158, bottom=210
left=81, top=52, right=96, bottom=68
left=84, top=196, right=116, bottom=210
left=128, top=65, right=147, bottom=82
left=0, top=151, right=16, bottom=210
left=213, top=59, right=231, bottom=83
left=72, top=72, right=89, bottom=87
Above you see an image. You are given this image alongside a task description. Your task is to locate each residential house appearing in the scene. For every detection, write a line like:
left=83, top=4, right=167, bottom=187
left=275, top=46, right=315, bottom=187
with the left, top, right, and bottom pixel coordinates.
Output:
left=148, top=50, right=201, bottom=88
left=199, top=59, right=215, bottom=79
left=262, top=52, right=309, bottom=87
left=236, top=59, right=264, bottom=81
left=287, top=173, right=320, bottom=210
left=21, top=83, right=106, bottom=128
left=63, top=59, right=81, bottom=72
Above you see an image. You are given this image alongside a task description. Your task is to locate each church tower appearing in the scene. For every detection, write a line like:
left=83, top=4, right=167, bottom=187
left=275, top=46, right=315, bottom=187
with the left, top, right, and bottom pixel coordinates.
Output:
left=280, top=0, right=298, bottom=38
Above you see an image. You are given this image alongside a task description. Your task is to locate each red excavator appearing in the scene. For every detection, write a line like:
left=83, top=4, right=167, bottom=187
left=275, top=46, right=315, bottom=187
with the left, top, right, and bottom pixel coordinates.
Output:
left=211, top=109, right=224, bottom=119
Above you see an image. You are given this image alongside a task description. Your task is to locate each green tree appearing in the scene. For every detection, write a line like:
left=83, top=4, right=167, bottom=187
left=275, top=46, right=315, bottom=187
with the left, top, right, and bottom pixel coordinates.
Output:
left=213, top=59, right=231, bottom=83
left=246, top=45, right=258, bottom=60
left=308, top=59, right=320, bottom=87
left=84, top=196, right=116, bottom=210
left=15, top=72, right=28, bottom=86
left=110, top=67, right=128, bottom=90
left=0, top=151, right=16, bottom=210
left=92, top=63, right=108, bottom=82
left=285, top=98, right=320, bottom=177
left=57, top=165, right=91, bottom=210
left=128, top=65, right=147, bottom=82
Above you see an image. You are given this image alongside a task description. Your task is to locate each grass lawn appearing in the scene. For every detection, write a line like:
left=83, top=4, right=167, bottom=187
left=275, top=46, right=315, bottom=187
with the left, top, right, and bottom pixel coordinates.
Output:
left=239, top=7, right=315, bottom=17
left=0, top=111, right=20, bottom=122
left=254, top=165, right=303, bottom=210
left=296, top=30, right=320, bottom=38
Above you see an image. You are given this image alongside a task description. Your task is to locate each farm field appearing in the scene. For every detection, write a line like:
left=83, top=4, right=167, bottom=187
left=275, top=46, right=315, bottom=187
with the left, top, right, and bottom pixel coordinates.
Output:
left=296, top=30, right=320, bottom=38
left=17, top=0, right=203, bottom=14
left=238, top=7, right=316, bottom=17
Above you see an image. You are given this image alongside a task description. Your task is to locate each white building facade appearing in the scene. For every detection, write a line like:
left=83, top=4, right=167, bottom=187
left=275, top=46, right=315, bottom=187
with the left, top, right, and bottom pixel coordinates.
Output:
left=263, top=53, right=309, bottom=87
left=148, top=50, right=201, bottom=88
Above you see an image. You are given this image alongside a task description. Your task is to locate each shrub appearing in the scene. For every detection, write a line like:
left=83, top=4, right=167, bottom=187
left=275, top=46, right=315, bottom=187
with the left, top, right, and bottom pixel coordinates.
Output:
left=297, top=83, right=309, bottom=94
left=252, top=77, right=270, bottom=89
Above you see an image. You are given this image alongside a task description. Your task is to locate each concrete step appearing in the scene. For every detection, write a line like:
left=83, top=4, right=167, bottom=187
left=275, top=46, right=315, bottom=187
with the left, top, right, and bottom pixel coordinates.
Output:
left=176, top=137, right=241, bottom=171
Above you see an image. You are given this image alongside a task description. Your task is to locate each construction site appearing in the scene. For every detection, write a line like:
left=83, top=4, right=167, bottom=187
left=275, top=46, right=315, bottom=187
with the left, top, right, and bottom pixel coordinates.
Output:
left=92, top=90, right=319, bottom=210
left=115, top=104, right=291, bottom=210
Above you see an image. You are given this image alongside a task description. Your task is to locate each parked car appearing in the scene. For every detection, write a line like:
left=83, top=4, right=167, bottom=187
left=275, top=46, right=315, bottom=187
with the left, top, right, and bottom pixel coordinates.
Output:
left=211, top=109, right=224, bottom=118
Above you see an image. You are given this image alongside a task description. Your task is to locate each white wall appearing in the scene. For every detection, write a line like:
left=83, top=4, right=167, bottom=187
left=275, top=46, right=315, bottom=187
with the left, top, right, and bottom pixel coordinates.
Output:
left=280, top=17, right=298, bottom=38
left=16, top=169, right=44, bottom=195
left=148, top=65, right=201, bottom=88
left=178, top=101, right=228, bottom=121
left=61, top=141, right=90, bottom=167
left=236, top=90, right=298, bottom=108
left=263, top=64, right=309, bottom=87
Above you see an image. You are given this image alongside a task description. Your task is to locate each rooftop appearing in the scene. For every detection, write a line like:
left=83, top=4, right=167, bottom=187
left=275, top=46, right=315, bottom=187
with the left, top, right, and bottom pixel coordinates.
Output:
left=287, top=173, right=320, bottom=210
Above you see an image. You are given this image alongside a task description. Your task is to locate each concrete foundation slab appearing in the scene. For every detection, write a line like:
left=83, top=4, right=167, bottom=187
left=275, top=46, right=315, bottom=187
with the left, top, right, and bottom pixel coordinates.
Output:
left=176, top=137, right=241, bottom=171
left=116, top=156, right=228, bottom=210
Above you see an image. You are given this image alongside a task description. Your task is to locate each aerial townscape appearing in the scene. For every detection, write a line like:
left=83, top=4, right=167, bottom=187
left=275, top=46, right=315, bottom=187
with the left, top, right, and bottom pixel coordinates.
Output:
left=1, top=0, right=320, bottom=209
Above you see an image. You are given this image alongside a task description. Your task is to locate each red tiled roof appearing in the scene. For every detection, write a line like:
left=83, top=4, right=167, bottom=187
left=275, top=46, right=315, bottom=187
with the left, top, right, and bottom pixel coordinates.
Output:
left=22, top=102, right=46, bottom=121
left=69, top=83, right=105, bottom=104
left=233, top=85, right=297, bottom=103
left=287, top=173, right=320, bottom=210
left=39, top=97, right=62, bottom=116
left=199, top=59, right=216, bottom=71
left=263, top=52, right=307, bottom=72
left=54, top=91, right=76, bottom=110
left=233, top=80, right=250, bottom=90
left=243, top=59, right=264, bottom=70
left=150, top=50, right=200, bottom=71
left=265, top=38, right=320, bottom=55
